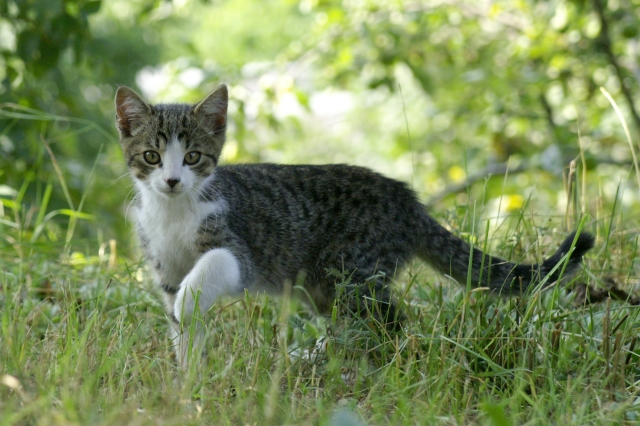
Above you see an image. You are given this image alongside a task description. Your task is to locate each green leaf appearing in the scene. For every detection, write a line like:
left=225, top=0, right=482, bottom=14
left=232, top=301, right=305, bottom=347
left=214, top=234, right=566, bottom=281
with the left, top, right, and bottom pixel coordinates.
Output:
left=83, top=1, right=102, bottom=16
left=16, top=29, right=40, bottom=64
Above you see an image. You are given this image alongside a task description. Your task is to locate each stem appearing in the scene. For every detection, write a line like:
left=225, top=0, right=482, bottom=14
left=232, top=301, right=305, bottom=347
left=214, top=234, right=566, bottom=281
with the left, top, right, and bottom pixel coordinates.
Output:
left=592, top=0, right=640, bottom=135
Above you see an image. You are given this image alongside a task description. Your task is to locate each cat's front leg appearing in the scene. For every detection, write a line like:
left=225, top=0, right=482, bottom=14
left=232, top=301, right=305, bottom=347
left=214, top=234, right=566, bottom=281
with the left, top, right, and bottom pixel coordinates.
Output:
left=173, top=248, right=242, bottom=368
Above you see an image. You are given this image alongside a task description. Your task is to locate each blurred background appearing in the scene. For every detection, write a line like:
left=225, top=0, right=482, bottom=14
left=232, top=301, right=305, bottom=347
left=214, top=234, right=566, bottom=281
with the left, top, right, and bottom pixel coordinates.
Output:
left=1, top=0, right=639, bottom=262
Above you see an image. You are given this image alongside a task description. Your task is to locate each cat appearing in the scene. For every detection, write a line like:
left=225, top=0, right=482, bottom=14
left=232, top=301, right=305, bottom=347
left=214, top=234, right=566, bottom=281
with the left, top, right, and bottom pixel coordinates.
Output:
left=114, top=84, right=594, bottom=368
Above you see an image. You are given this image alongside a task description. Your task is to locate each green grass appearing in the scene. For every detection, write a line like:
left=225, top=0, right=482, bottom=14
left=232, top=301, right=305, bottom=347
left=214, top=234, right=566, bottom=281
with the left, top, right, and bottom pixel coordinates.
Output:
left=2, top=213, right=640, bottom=425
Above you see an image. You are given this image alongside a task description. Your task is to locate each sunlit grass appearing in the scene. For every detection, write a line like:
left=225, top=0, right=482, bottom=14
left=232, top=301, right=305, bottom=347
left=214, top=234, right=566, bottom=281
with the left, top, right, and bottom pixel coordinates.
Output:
left=2, top=226, right=640, bottom=425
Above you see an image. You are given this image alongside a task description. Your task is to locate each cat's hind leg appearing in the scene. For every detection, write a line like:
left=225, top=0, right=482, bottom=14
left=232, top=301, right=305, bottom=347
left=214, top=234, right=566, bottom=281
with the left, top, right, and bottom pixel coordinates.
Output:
left=341, top=278, right=405, bottom=332
left=173, top=248, right=243, bottom=368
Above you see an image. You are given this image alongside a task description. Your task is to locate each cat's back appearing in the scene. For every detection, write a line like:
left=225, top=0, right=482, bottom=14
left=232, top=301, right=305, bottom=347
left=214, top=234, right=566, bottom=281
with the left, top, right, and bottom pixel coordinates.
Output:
left=211, top=163, right=418, bottom=211
left=207, top=163, right=423, bottom=243
left=212, top=163, right=412, bottom=194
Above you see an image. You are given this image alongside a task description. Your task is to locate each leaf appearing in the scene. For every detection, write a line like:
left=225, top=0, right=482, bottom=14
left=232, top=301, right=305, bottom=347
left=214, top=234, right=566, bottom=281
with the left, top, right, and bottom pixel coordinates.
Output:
left=16, top=29, right=40, bottom=64
left=83, top=1, right=102, bottom=16
left=38, top=37, right=61, bottom=72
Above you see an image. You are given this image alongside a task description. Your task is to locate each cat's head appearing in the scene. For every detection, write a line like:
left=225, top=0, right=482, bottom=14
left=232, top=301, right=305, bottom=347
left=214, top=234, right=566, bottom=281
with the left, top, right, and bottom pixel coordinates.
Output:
left=114, top=85, right=228, bottom=198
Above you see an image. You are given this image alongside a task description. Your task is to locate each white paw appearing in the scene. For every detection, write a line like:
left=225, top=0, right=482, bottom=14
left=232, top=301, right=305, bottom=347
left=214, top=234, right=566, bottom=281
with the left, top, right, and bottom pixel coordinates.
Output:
left=173, top=248, right=241, bottom=324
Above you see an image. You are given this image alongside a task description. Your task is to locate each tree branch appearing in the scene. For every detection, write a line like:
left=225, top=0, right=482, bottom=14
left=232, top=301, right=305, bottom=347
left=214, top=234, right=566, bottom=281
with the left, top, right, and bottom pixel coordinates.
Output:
left=426, top=156, right=633, bottom=206
left=592, top=0, right=640, bottom=135
left=426, top=161, right=530, bottom=206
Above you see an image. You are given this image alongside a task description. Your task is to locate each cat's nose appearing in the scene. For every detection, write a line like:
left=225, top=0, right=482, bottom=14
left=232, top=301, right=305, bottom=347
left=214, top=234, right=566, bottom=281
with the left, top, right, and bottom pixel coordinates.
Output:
left=166, top=178, right=180, bottom=188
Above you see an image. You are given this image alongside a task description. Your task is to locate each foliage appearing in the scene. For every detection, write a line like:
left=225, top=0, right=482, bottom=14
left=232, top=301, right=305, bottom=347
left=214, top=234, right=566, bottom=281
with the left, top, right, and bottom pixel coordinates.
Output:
left=1, top=0, right=162, bottom=246
left=302, top=0, right=640, bottom=206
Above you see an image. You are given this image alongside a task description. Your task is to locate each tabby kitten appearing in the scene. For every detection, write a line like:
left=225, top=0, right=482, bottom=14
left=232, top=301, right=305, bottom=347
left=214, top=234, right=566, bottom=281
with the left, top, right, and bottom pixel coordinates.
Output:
left=115, top=84, right=594, bottom=367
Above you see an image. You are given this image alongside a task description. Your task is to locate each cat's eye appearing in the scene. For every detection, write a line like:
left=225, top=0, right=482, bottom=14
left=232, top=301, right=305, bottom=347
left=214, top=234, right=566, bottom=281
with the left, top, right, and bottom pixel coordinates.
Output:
left=143, top=150, right=160, bottom=165
left=184, top=151, right=201, bottom=165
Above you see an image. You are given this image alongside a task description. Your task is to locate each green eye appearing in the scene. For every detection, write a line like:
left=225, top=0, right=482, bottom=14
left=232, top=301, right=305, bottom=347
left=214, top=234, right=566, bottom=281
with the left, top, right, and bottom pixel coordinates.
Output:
left=143, top=150, right=160, bottom=164
left=184, top=151, right=201, bottom=165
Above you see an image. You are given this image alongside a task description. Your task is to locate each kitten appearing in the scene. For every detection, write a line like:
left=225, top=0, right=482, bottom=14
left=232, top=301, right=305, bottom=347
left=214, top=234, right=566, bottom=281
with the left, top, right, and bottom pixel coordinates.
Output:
left=114, top=84, right=594, bottom=367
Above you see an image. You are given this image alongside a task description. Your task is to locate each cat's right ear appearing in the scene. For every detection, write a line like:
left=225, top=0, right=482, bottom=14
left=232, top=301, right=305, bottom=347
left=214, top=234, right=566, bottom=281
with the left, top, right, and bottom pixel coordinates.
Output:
left=193, top=85, right=228, bottom=134
left=115, top=86, right=152, bottom=138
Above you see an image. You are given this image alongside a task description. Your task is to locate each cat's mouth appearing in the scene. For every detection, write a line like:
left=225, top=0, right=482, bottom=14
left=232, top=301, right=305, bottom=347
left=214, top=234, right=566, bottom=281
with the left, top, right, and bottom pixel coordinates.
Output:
left=154, top=184, right=186, bottom=198
left=160, top=188, right=183, bottom=197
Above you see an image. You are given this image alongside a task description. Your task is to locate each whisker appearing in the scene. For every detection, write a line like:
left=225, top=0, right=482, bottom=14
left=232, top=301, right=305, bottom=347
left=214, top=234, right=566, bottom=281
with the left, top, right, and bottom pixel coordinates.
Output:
left=124, top=191, right=138, bottom=225
left=109, top=171, right=133, bottom=187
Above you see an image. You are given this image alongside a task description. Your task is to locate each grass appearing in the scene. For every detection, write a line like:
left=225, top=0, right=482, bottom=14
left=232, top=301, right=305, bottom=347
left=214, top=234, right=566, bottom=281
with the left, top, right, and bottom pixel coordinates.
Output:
left=1, top=132, right=640, bottom=425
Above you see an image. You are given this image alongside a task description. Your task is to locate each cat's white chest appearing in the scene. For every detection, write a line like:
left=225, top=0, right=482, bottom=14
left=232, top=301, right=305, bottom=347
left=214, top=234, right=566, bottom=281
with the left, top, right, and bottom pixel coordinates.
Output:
left=135, top=189, right=225, bottom=286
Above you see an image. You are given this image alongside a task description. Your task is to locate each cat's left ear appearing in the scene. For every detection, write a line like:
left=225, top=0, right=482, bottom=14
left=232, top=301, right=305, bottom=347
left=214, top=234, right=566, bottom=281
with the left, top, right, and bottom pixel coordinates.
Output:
left=193, top=84, right=228, bottom=133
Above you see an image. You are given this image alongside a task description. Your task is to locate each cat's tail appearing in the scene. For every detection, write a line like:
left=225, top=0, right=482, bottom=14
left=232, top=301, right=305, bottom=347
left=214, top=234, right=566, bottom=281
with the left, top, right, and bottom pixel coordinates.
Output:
left=416, top=214, right=594, bottom=295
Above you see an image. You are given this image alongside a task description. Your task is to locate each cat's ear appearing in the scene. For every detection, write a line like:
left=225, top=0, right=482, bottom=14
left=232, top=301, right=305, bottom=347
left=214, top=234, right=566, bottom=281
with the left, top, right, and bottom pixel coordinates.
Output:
left=193, top=84, right=228, bottom=133
left=115, top=86, right=152, bottom=138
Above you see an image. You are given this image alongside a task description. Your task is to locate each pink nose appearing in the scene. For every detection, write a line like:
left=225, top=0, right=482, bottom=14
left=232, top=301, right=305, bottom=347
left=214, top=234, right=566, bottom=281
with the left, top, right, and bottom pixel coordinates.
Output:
left=166, top=179, right=180, bottom=188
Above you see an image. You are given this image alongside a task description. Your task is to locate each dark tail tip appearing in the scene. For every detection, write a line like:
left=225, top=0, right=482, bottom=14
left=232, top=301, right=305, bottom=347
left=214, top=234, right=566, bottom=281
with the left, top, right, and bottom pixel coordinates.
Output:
left=521, top=230, right=594, bottom=291
left=560, top=231, right=595, bottom=261
left=542, top=230, right=594, bottom=277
